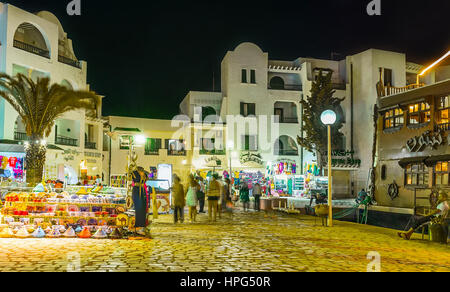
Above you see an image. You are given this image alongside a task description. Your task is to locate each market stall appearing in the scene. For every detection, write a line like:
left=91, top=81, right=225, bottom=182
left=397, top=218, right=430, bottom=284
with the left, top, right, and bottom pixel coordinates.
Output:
left=0, top=184, right=131, bottom=239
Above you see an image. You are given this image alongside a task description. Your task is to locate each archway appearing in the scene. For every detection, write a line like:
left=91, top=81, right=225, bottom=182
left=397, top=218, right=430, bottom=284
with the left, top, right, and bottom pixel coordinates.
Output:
left=270, top=76, right=285, bottom=90
left=274, top=135, right=298, bottom=156
left=13, top=22, right=50, bottom=58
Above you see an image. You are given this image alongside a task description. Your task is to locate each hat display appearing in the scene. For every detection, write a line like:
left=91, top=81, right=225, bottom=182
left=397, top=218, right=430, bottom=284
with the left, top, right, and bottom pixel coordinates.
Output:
left=92, top=228, right=108, bottom=239
left=78, top=227, right=92, bottom=238
left=0, top=228, right=15, bottom=238
left=32, top=227, right=46, bottom=238
left=108, top=228, right=123, bottom=239
left=15, top=226, right=31, bottom=238
left=47, top=227, right=61, bottom=238
left=63, top=227, right=76, bottom=238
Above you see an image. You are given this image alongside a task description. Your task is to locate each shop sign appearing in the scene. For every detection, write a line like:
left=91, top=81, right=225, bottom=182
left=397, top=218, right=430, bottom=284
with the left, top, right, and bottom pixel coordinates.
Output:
left=324, top=149, right=361, bottom=168
left=406, top=130, right=445, bottom=153
left=205, top=156, right=222, bottom=167
left=63, top=149, right=81, bottom=162
left=240, top=152, right=263, bottom=166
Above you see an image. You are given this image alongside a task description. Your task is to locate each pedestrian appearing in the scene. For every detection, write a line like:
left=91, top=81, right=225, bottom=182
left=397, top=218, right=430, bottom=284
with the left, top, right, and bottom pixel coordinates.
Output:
left=240, top=181, right=250, bottom=212
left=223, top=178, right=233, bottom=216
left=185, top=174, right=200, bottom=223
left=207, top=174, right=221, bottom=222
left=252, top=182, right=262, bottom=211
left=171, top=174, right=185, bottom=224
left=196, top=177, right=206, bottom=213
left=132, top=166, right=150, bottom=236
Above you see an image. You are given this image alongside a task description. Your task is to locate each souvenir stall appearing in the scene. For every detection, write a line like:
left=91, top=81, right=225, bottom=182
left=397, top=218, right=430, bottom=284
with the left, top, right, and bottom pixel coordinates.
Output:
left=266, top=160, right=301, bottom=196
left=0, top=183, right=130, bottom=239
left=0, top=153, right=25, bottom=182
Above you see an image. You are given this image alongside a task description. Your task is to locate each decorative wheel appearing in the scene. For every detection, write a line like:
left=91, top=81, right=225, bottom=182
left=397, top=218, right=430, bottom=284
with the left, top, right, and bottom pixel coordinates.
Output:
left=126, top=195, right=133, bottom=209
left=388, top=181, right=399, bottom=201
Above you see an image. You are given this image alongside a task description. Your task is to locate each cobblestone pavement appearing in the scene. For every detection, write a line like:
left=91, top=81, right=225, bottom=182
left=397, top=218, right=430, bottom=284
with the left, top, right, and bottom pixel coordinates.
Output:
left=0, top=210, right=448, bottom=272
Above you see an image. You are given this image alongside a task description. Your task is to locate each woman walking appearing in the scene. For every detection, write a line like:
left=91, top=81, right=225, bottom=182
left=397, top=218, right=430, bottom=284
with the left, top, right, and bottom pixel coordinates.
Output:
left=240, top=181, right=250, bottom=212
left=185, top=174, right=200, bottom=223
left=171, top=175, right=185, bottom=224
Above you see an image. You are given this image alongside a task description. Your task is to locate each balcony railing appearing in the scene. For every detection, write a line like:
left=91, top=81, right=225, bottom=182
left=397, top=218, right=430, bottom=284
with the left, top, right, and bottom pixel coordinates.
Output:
left=145, top=150, right=160, bottom=156
left=58, top=55, right=82, bottom=69
left=275, top=117, right=299, bottom=124
left=436, top=123, right=450, bottom=132
left=13, top=40, right=50, bottom=59
left=199, top=149, right=226, bottom=156
left=168, top=150, right=186, bottom=156
left=85, top=141, right=97, bottom=150
left=377, top=83, right=425, bottom=98
left=56, top=136, right=78, bottom=147
left=268, top=84, right=303, bottom=91
left=275, top=150, right=299, bottom=156
left=14, top=132, right=28, bottom=141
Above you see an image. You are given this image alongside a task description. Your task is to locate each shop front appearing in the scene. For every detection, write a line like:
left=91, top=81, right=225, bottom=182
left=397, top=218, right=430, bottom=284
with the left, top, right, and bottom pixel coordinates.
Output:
left=375, top=80, right=450, bottom=228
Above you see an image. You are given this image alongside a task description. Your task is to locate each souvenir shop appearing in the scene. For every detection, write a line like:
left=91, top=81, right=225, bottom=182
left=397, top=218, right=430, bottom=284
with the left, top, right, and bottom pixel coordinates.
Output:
left=266, top=160, right=304, bottom=197
left=0, top=181, right=137, bottom=239
left=0, top=152, right=25, bottom=182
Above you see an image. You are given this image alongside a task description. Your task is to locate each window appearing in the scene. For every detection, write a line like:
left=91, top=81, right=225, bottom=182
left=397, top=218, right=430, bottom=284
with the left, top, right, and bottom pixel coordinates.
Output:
left=408, top=102, right=431, bottom=125
left=119, top=135, right=132, bottom=150
left=435, top=161, right=450, bottom=186
left=437, top=95, right=450, bottom=128
left=405, top=163, right=429, bottom=186
left=384, top=108, right=404, bottom=129
left=241, top=69, right=247, bottom=83
left=200, top=138, right=225, bottom=155
left=166, top=139, right=186, bottom=156
left=384, top=68, right=393, bottom=86
left=240, top=102, right=256, bottom=117
left=145, top=138, right=162, bottom=155
left=241, top=135, right=258, bottom=151
left=381, top=165, right=387, bottom=181
left=250, top=70, right=256, bottom=84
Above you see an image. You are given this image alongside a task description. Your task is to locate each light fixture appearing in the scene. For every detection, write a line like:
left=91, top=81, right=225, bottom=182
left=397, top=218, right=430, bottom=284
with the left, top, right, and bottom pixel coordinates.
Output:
left=41, top=140, right=47, bottom=146
left=134, top=135, right=146, bottom=145
left=321, top=110, right=337, bottom=126
left=182, top=160, right=187, bottom=165
left=419, top=50, right=450, bottom=77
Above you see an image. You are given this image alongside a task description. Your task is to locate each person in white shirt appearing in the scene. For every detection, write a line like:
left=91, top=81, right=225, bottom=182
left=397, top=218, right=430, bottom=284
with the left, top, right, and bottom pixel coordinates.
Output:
left=399, top=191, right=449, bottom=240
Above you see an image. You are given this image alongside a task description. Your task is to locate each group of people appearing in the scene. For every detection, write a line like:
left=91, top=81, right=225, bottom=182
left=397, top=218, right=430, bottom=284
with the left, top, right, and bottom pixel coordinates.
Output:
left=171, top=173, right=233, bottom=224
left=170, top=174, right=266, bottom=224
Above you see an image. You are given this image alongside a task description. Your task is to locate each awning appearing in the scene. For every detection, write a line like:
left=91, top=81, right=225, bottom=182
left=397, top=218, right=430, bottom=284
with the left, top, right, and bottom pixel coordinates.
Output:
left=0, top=141, right=64, bottom=153
left=398, top=156, right=429, bottom=168
left=424, top=155, right=450, bottom=167
left=113, top=127, right=142, bottom=132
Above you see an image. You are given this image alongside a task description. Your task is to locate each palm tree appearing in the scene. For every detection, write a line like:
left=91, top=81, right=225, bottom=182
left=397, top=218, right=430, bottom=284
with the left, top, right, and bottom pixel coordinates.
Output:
left=0, top=73, right=99, bottom=185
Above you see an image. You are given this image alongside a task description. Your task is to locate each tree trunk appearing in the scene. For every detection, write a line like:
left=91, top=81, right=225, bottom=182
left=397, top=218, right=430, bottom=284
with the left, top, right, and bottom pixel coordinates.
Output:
left=316, top=150, right=326, bottom=176
left=25, top=140, right=47, bottom=186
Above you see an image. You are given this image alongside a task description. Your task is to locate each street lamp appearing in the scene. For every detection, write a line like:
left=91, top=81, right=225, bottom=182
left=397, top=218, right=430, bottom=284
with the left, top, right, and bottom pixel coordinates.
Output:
left=321, top=110, right=337, bottom=227
left=416, top=50, right=450, bottom=85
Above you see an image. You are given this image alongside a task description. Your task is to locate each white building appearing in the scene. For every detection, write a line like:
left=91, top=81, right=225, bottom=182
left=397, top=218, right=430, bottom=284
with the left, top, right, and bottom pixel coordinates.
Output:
left=0, top=3, right=104, bottom=184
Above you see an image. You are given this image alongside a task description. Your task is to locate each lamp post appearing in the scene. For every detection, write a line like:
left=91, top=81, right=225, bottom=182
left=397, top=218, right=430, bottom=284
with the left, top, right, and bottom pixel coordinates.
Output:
left=321, top=110, right=337, bottom=227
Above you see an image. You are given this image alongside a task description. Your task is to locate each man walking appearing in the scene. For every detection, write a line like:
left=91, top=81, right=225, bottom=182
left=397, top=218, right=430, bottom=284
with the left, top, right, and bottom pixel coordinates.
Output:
left=207, top=174, right=221, bottom=222
left=253, top=182, right=262, bottom=212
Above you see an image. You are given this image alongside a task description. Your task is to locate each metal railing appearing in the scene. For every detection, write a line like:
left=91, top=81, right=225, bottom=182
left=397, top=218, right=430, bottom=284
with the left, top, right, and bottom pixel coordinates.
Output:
left=275, top=150, right=299, bottom=156
left=56, top=136, right=78, bottom=147
left=14, top=132, right=28, bottom=141
left=199, top=149, right=226, bottom=156
left=275, top=117, right=299, bottom=124
left=13, top=40, right=50, bottom=59
left=58, top=55, right=81, bottom=69
left=268, top=84, right=303, bottom=91
left=167, top=150, right=186, bottom=156
left=84, top=141, right=97, bottom=150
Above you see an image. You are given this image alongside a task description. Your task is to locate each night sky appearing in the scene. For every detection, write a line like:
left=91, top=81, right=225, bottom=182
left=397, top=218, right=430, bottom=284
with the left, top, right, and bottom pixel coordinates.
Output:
left=5, top=0, right=450, bottom=119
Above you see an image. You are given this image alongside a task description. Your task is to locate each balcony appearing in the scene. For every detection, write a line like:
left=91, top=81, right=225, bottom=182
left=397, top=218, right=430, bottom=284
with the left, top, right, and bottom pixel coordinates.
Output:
left=377, top=83, right=425, bottom=98
left=275, top=149, right=299, bottom=156
left=58, top=55, right=82, bottom=69
left=168, top=150, right=186, bottom=156
left=436, top=123, right=450, bottom=132
left=56, top=136, right=78, bottom=147
left=14, top=132, right=28, bottom=141
left=275, top=117, right=299, bottom=124
left=84, top=141, right=97, bottom=150
left=199, top=149, right=226, bottom=156
left=13, top=40, right=50, bottom=59
left=268, top=84, right=303, bottom=91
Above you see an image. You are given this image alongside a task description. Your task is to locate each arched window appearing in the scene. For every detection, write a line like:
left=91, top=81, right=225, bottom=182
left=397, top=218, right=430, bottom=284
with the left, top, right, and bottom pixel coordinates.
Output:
left=202, top=106, right=217, bottom=121
left=13, top=22, right=50, bottom=58
left=274, top=136, right=298, bottom=156
left=61, top=79, right=74, bottom=90
left=270, top=76, right=285, bottom=90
